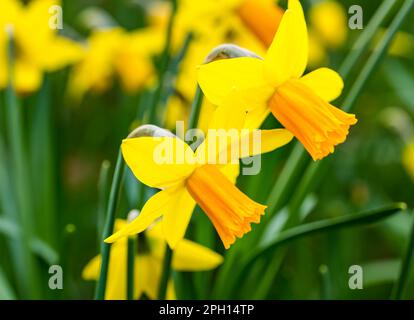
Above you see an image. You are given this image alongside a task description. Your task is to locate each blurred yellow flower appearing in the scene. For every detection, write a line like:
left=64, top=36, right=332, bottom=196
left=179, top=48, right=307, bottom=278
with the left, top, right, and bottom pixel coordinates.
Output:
left=83, top=219, right=223, bottom=300
left=105, top=108, right=293, bottom=249
left=308, top=0, right=348, bottom=67
left=68, top=27, right=163, bottom=100
left=0, top=0, right=84, bottom=93
left=198, top=0, right=357, bottom=161
left=237, top=0, right=284, bottom=47
left=378, top=29, right=414, bottom=59
left=309, top=1, right=347, bottom=49
left=403, top=142, right=414, bottom=181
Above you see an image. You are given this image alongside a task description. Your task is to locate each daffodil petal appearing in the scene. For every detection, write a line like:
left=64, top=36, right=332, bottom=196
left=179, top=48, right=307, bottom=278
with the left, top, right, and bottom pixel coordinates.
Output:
left=238, top=129, right=294, bottom=158
left=133, top=255, right=145, bottom=299
left=197, top=57, right=270, bottom=108
left=220, top=163, right=240, bottom=184
left=196, top=128, right=292, bottom=166
left=105, top=187, right=181, bottom=243
left=162, top=188, right=196, bottom=249
left=82, top=255, right=101, bottom=280
left=105, top=243, right=128, bottom=300
left=138, top=255, right=163, bottom=300
left=244, top=105, right=270, bottom=129
left=299, top=68, right=344, bottom=102
left=265, top=0, right=308, bottom=86
left=208, top=102, right=247, bottom=130
left=122, top=136, right=196, bottom=188
left=14, top=60, right=42, bottom=93
left=255, top=129, right=294, bottom=155
left=172, top=239, right=223, bottom=271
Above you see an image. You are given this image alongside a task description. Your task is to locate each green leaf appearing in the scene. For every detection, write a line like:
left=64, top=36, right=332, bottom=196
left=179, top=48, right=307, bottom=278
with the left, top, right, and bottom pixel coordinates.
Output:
left=392, top=213, right=414, bottom=299
left=383, top=59, right=414, bottom=115
left=228, top=203, right=406, bottom=297
left=0, top=266, right=16, bottom=300
left=0, top=217, right=59, bottom=265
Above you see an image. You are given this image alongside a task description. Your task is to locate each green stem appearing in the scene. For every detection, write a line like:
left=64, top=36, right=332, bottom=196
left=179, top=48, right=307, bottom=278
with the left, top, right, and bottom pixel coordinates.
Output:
left=265, top=144, right=309, bottom=219
left=319, top=265, right=332, bottom=300
left=161, top=32, right=193, bottom=109
left=343, top=0, right=414, bottom=112
left=187, top=85, right=204, bottom=131
left=97, top=160, right=111, bottom=245
left=4, top=27, right=41, bottom=299
left=127, top=237, right=136, bottom=300
left=158, top=246, right=173, bottom=299
left=32, top=76, right=56, bottom=247
left=148, top=0, right=178, bottom=124
left=339, top=0, right=397, bottom=79
left=391, top=212, right=414, bottom=300
left=95, top=150, right=125, bottom=300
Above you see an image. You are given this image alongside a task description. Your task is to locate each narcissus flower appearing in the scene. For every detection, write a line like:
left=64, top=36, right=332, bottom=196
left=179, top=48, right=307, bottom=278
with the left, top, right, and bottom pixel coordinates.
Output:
left=68, top=27, right=163, bottom=100
left=105, top=112, right=293, bottom=249
left=83, top=219, right=223, bottom=300
left=308, top=0, right=348, bottom=67
left=0, top=0, right=84, bottom=93
left=198, top=0, right=357, bottom=161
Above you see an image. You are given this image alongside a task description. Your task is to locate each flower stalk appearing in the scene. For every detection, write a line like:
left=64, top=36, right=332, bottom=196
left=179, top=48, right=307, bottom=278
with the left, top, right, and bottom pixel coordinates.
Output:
left=95, top=150, right=125, bottom=300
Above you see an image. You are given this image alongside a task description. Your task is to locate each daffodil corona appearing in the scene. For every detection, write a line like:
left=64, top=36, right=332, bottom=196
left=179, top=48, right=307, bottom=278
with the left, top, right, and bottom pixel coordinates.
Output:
left=197, top=0, right=357, bottom=161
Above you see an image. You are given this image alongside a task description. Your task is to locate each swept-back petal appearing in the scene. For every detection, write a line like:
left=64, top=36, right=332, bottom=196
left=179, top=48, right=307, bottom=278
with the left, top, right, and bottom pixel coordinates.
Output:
left=122, top=136, right=196, bottom=188
left=299, top=68, right=344, bottom=102
left=243, top=129, right=294, bottom=157
left=265, top=0, right=308, bottom=86
left=172, top=239, right=223, bottom=271
left=105, top=187, right=183, bottom=243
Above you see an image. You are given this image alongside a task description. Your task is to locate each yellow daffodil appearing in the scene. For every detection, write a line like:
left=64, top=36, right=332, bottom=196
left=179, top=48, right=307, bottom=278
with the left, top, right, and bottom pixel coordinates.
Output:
left=68, top=27, right=163, bottom=100
left=308, top=0, right=348, bottom=67
left=83, top=219, right=223, bottom=300
left=198, top=0, right=357, bottom=161
left=309, top=0, right=347, bottom=49
left=105, top=108, right=293, bottom=249
left=0, top=0, right=84, bottom=93
left=376, top=29, right=414, bottom=59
